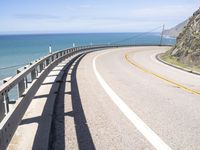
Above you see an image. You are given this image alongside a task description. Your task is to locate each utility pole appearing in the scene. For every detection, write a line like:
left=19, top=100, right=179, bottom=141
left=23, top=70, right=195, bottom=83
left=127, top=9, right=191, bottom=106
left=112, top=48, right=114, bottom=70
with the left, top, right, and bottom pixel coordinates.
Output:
left=160, top=24, right=165, bottom=46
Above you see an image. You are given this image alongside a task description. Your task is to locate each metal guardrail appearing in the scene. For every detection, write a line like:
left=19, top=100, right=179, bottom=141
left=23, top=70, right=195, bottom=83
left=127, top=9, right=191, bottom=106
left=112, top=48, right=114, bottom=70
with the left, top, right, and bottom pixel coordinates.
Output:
left=0, top=44, right=172, bottom=149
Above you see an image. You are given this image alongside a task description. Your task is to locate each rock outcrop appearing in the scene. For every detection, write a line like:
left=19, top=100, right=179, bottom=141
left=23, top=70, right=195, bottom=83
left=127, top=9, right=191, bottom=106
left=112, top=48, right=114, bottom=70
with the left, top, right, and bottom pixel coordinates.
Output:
left=169, top=8, right=200, bottom=66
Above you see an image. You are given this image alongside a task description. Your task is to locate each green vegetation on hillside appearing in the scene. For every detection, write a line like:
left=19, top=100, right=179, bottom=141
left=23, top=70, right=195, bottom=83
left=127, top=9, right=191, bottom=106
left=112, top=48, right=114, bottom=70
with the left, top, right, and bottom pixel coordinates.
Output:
left=161, top=52, right=200, bottom=73
left=161, top=8, right=200, bottom=73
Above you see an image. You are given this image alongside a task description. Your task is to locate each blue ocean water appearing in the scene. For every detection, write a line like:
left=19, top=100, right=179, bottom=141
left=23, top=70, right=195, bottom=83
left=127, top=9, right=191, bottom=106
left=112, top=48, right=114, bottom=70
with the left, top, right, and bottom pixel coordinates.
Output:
left=0, top=33, right=175, bottom=81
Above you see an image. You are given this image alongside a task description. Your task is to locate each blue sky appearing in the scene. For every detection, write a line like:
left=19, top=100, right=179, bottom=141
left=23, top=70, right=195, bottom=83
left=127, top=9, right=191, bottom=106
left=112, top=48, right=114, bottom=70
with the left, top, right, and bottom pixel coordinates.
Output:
left=0, top=0, right=199, bottom=34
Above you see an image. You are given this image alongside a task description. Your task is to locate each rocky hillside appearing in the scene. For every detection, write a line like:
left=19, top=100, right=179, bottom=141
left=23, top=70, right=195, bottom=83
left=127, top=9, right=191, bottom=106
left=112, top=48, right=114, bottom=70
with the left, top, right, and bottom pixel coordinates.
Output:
left=168, top=8, right=200, bottom=66
left=163, top=20, right=189, bottom=38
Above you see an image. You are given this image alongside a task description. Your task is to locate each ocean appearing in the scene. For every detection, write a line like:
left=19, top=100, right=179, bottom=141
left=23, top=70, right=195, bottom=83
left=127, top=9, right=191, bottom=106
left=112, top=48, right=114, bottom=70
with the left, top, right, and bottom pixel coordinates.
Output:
left=0, top=33, right=176, bottom=82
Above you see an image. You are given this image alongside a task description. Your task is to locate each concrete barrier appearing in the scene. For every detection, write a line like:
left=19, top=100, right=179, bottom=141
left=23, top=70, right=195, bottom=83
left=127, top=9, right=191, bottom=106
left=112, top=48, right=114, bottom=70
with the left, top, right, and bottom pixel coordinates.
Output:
left=0, top=44, right=172, bottom=149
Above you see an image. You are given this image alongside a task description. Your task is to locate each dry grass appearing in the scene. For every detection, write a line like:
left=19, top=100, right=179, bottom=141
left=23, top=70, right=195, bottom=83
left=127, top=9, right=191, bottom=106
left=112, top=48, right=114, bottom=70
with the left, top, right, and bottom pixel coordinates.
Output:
left=160, top=53, right=200, bottom=73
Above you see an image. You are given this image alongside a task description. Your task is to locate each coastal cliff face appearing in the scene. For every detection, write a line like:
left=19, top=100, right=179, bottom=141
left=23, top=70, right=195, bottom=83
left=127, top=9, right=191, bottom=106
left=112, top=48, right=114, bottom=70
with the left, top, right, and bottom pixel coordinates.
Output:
left=163, top=20, right=189, bottom=38
left=169, top=8, right=200, bottom=66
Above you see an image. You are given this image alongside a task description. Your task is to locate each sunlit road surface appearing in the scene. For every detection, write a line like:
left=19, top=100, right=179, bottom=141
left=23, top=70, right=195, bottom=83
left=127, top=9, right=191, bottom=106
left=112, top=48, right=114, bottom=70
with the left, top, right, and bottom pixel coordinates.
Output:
left=53, top=46, right=200, bottom=150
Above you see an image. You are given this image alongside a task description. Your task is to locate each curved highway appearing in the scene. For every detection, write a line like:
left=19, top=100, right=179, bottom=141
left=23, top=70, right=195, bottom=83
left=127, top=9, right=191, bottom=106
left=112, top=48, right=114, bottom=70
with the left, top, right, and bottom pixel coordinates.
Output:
left=52, top=46, right=200, bottom=150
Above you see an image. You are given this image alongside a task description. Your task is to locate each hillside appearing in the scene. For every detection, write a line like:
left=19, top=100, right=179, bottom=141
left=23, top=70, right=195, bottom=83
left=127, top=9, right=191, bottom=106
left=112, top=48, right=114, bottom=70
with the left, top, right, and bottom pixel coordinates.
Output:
left=163, top=20, right=189, bottom=38
left=161, top=8, right=200, bottom=72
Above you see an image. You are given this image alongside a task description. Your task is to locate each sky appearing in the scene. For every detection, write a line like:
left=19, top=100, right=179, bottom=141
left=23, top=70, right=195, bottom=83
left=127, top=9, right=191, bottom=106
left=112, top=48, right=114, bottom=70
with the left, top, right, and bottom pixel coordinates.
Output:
left=0, top=0, right=199, bottom=34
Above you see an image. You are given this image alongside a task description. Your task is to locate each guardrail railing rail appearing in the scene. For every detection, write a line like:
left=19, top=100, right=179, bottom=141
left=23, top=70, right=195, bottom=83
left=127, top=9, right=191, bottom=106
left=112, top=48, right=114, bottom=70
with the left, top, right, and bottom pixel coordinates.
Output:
left=0, top=44, right=172, bottom=149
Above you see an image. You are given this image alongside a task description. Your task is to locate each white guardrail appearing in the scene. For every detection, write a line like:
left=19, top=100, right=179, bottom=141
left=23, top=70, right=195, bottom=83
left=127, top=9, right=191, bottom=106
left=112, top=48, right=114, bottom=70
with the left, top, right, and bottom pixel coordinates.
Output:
left=0, top=44, right=168, bottom=149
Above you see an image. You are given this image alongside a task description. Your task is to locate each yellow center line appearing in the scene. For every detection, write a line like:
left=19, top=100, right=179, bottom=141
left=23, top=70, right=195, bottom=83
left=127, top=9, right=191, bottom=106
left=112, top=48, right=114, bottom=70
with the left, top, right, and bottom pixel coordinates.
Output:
left=125, top=52, right=200, bottom=95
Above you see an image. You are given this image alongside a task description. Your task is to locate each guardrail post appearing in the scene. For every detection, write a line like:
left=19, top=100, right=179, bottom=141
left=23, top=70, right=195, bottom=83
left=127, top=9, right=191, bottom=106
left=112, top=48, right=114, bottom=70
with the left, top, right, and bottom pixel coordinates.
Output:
left=68, top=49, right=71, bottom=57
left=46, top=58, right=50, bottom=66
left=17, top=69, right=26, bottom=96
left=4, top=92, right=9, bottom=114
left=39, top=64, right=42, bottom=72
left=51, top=56, right=54, bottom=62
left=3, top=80, right=10, bottom=114
left=39, top=63, right=44, bottom=73
left=75, top=48, right=77, bottom=54
left=31, top=68, right=37, bottom=81
left=0, top=95, right=6, bottom=121
left=18, top=78, right=25, bottom=97
left=25, top=77, right=28, bottom=88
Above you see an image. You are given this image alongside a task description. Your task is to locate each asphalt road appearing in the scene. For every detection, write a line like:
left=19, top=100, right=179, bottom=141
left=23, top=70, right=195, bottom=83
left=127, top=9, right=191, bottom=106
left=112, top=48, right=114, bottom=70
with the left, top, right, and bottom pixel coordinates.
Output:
left=52, top=46, right=200, bottom=150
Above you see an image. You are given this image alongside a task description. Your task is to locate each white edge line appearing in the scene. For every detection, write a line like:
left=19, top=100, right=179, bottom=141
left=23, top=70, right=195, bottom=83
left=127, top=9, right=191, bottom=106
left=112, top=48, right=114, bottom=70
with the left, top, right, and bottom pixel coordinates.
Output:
left=92, top=51, right=172, bottom=150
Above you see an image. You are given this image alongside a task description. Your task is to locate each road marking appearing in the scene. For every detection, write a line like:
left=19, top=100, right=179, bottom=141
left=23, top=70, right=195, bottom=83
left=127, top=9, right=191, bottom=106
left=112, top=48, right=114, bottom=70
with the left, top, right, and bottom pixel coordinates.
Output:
left=93, top=51, right=172, bottom=150
left=125, top=52, right=200, bottom=95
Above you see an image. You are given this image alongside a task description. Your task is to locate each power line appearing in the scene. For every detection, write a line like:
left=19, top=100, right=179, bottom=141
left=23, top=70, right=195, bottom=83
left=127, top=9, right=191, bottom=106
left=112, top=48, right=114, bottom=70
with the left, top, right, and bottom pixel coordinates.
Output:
left=0, top=63, right=29, bottom=71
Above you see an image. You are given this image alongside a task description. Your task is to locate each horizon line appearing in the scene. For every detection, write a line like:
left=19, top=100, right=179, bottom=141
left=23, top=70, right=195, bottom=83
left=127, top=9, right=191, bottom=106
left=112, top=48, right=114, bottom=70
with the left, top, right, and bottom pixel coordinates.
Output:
left=0, top=31, right=161, bottom=36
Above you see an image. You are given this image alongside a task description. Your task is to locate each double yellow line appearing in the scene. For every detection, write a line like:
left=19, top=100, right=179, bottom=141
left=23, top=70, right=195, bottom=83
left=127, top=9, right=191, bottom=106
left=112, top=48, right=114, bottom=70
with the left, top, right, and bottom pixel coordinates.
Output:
left=125, top=53, right=200, bottom=95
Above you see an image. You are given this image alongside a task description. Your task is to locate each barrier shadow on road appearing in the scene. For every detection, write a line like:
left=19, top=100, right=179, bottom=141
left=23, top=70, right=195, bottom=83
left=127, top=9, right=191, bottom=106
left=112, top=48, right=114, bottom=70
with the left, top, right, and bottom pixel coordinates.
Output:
left=17, top=63, right=67, bottom=150
left=49, top=52, right=95, bottom=150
